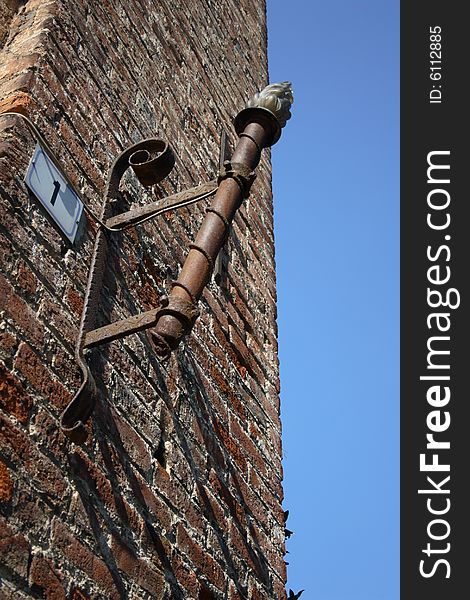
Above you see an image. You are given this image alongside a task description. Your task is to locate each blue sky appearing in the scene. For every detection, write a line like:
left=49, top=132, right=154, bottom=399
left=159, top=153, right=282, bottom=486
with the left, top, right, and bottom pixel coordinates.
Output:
left=267, top=1, right=399, bottom=598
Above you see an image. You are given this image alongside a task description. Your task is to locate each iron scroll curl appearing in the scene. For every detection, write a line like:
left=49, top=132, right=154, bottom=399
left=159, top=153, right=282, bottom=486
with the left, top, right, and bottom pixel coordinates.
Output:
left=60, top=138, right=177, bottom=442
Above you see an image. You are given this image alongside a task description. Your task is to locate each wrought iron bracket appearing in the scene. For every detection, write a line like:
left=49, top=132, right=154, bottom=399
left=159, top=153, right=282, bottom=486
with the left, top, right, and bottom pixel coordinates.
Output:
left=59, top=81, right=293, bottom=442
left=59, top=138, right=220, bottom=442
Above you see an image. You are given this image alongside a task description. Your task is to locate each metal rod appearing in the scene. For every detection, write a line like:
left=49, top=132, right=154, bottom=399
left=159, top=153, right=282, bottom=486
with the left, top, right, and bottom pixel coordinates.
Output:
left=148, top=82, right=293, bottom=358
left=105, top=180, right=217, bottom=229
left=83, top=306, right=164, bottom=349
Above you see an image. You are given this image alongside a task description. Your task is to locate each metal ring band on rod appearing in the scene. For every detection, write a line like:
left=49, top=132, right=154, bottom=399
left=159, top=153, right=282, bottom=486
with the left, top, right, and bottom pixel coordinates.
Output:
left=189, top=243, right=215, bottom=272
left=205, top=207, right=230, bottom=230
left=238, top=132, right=262, bottom=156
left=171, top=281, right=197, bottom=305
left=157, top=298, right=199, bottom=328
left=205, top=207, right=231, bottom=245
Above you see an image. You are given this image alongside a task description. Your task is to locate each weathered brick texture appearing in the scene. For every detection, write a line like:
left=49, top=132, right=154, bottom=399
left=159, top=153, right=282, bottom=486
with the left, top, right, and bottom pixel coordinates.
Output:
left=0, top=1, right=285, bottom=598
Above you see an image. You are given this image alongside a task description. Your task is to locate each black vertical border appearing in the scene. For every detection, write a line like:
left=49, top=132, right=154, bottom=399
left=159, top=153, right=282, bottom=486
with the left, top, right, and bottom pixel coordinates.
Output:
left=401, top=2, right=468, bottom=598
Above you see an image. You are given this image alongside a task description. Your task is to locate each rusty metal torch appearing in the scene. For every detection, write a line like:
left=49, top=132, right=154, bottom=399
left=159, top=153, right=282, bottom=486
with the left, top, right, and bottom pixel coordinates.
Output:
left=58, top=82, right=292, bottom=440
left=149, top=81, right=293, bottom=359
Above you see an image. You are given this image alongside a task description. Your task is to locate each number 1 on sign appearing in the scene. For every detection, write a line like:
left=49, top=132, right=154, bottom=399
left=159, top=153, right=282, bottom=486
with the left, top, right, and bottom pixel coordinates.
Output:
left=50, top=181, right=60, bottom=206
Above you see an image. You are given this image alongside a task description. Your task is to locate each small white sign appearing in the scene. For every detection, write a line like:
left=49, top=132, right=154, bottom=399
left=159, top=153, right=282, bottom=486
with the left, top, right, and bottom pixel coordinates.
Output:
left=24, top=144, right=84, bottom=244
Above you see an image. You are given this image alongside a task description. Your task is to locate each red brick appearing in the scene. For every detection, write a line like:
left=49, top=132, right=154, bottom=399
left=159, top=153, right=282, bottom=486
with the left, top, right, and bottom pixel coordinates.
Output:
left=0, top=363, right=32, bottom=423
left=0, top=331, right=18, bottom=356
left=171, top=553, right=200, bottom=598
left=208, top=469, right=246, bottom=528
left=70, top=590, right=90, bottom=600
left=0, top=517, right=30, bottom=579
left=37, top=296, right=78, bottom=347
left=57, top=119, right=104, bottom=188
left=0, top=274, right=44, bottom=346
left=31, top=409, right=70, bottom=458
left=208, top=364, right=239, bottom=412
left=202, top=288, right=229, bottom=333
left=197, top=485, right=227, bottom=532
left=0, top=232, right=14, bottom=270
left=0, top=580, right=32, bottom=599
left=16, top=259, right=38, bottom=296
left=191, top=329, right=229, bottom=374
left=134, top=472, right=173, bottom=532
left=111, top=535, right=165, bottom=597
left=176, top=523, right=225, bottom=591
left=213, top=417, right=247, bottom=477
left=228, top=581, right=247, bottom=600
left=69, top=449, right=117, bottom=515
left=108, top=409, right=152, bottom=473
left=211, top=321, right=249, bottom=379
left=230, top=415, right=267, bottom=478
left=50, top=347, right=82, bottom=388
left=250, top=523, right=285, bottom=576
left=229, top=325, right=265, bottom=383
left=0, top=70, right=35, bottom=98
left=0, top=459, right=13, bottom=502
left=273, top=575, right=288, bottom=600
left=251, top=584, right=272, bottom=600
left=229, top=470, right=266, bottom=529
left=225, top=300, right=246, bottom=340
left=12, top=490, right=52, bottom=539
left=0, top=413, right=67, bottom=498
left=0, top=91, right=36, bottom=116
left=139, top=517, right=173, bottom=563
left=65, top=285, right=84, bottom=317
left=51, top=519, right=120, bottom=600
left=29, top=554, right=66, bottom=600
left=229, top=282, right=254, bottom=331
left=14, top=342, right=72, bottom=411
left=229, top=521, right=262, bottom=578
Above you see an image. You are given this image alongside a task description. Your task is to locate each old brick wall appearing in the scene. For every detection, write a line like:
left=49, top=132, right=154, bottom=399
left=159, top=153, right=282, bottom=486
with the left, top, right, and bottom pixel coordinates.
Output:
left=0, top=1, right=285, bottom=598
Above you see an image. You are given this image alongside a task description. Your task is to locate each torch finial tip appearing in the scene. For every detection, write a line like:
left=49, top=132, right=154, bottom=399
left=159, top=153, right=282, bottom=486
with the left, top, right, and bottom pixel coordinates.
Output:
left=246, top=81, right=294, bottom=128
